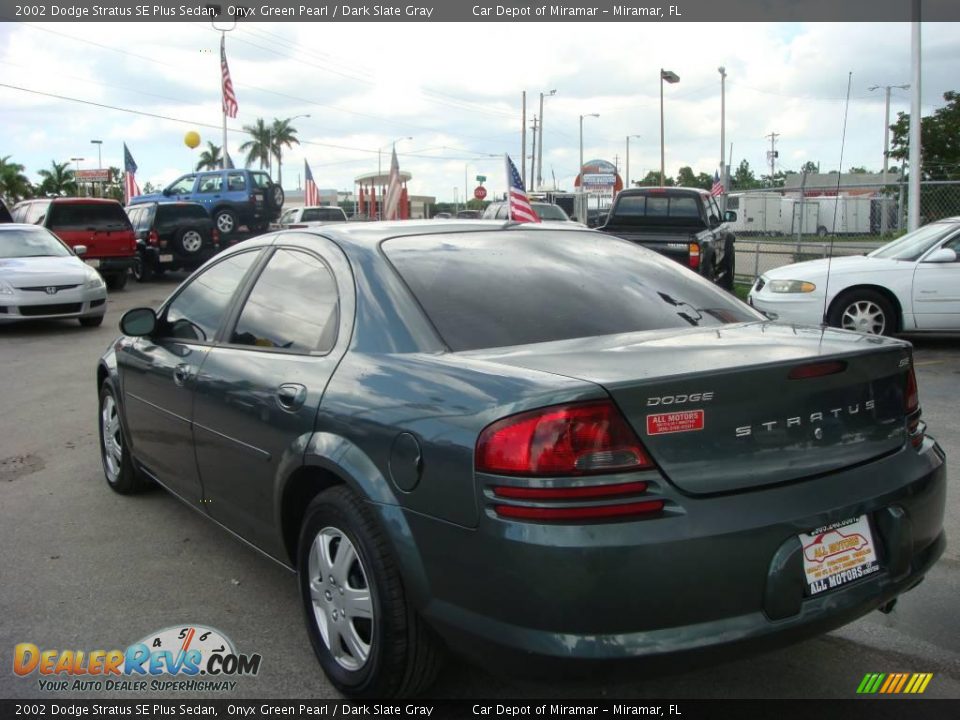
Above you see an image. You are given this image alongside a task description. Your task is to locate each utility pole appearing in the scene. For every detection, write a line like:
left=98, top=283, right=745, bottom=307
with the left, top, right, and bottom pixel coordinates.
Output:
left=765, top=132, right=780, bottom=185
left=521, top=91, right=527, bottom=188
left=869, top=83, right=910, bottom=235
left=908, top=3, right=921, bottom=232
left=529, top=116, right=538, bottom=190
left=718, top=66, right=727, bottom=211
left=536, top=90, right=555, bottom=190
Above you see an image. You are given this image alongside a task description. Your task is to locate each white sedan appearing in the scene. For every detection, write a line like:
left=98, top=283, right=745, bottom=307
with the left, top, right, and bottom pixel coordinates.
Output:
left=0, top=224, right=108, bottom=326
left=749, top=218, right=960, bottom=335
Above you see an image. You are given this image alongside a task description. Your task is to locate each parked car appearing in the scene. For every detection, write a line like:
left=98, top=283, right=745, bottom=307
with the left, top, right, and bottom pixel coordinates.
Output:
left=11, top=198, right=136, bottom=289
left=599, top=187, right=737, bottom=290
left=0, top=197, right=13, bottom=223
left=124, top=202, right=220, bottom=282
left=130, top=169, right=284, bottom=238
left=749, top=217, right=960, bottom=335
left=481, top=200, right=580, bottom=223
left=98, top=221, right=944, bottom=698
left=0, top=224, right=106, bottom=326
left=432, top=212, right=452, bottom=219
left=586, top=207, right=609, bottom=228
left=271, top=206, right=348, bottom=230
left=455, top=209, right=481, bottom=219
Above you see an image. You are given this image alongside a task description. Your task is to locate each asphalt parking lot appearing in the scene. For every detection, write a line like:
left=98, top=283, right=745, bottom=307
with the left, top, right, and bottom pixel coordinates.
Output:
left=1, top=276, right=958, bottom=700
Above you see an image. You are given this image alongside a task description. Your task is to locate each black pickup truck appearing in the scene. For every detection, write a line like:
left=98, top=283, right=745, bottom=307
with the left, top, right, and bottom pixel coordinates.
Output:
left=599, top=187, right=738, bottom=290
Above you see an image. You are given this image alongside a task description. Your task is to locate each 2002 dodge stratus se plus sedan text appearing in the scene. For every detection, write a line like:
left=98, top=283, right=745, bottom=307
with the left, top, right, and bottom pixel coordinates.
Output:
left=96, top=220, right=946, bottom=697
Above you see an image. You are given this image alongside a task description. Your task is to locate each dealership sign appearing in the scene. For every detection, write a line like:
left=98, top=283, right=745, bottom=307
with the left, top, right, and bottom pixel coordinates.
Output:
left=75, top=169, right=111, bottom=182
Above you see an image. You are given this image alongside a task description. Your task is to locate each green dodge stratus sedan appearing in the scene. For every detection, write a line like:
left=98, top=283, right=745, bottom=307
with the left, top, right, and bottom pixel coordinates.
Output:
left=96, top=220, right=946, bottom=697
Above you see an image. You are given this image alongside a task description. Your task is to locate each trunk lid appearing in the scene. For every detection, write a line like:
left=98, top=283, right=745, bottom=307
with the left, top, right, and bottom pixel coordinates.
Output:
left=467, top=323, right=912, bottom=495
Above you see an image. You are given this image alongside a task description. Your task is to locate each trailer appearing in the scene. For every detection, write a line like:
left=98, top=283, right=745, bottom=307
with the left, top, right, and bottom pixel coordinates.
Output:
left=813, top=196, right=873, bottom=235
left=725, top=192, right=781, bottom=235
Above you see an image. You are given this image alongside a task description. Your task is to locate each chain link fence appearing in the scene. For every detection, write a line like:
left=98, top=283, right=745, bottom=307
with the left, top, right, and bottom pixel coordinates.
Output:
left=730, top=180, right=960, bottom=283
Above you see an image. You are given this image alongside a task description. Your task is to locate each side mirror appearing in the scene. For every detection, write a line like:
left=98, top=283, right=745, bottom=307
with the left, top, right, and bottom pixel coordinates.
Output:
left=162, top=187, right=172, bottom=196
left=923, top=247, right=957, bottom=264
left=73, top=245, right=87, bottom=256
left=724, top=210, right=738, bottom=223
left=120, top=307, right=157, bottom=337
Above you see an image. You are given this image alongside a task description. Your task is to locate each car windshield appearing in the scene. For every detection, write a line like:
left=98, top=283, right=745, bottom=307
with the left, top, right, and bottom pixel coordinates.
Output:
left=532, top=203, right=569, bottom=221
left=383, top=230, right=760, bottom=351
left=0, top=227, right=72, bottom=258
left=47, top=202, right=132, bottom=230
left=868, top=222, right=958, bottom=261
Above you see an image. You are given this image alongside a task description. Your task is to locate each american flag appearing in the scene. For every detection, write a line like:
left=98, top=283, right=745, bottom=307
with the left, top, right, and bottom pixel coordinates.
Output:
left=221, top=35, right=238, bottom=119
left=383, top=147, right=402, bottom=220
left=123, top=143, right=140, bottom=204
left=710, top=170, right=725, bottom=197
left=304, top=160, right=319, bottom=206
left=505, top=154, right=540, bottom=223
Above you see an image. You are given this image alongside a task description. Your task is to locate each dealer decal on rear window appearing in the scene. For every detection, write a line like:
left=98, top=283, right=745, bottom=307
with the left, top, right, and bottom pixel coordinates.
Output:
left=646, top=410, right=705, bottom=435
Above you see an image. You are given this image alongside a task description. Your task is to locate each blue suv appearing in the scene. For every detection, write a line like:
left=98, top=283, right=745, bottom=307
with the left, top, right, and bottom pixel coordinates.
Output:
left=131, top=169, right=284, bottom=237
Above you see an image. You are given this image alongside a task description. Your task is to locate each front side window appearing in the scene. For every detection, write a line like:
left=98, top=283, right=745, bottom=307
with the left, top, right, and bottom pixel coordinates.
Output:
left=230, top=249, right=339, bottom=353
left=168, top=175, right=196, bottom=195
left=163, top=251, right=260, bottom=342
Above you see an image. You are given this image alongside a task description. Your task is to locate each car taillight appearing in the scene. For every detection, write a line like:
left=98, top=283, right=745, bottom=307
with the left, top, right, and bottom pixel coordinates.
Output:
left=688, top=242, right=700, bottom=269
left=905, top=365, right=924, bottom=449
left=288, top=223, right=309, bottom=229
left=148, top=230, right=159, bottom=246
left=211, top=228, right=220, bottom=245
left=477, top=400, right=653, bottom=477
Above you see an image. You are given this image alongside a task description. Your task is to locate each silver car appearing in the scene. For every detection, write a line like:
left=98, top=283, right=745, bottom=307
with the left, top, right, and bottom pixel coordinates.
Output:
left=0, top=224, right=107, bottom=326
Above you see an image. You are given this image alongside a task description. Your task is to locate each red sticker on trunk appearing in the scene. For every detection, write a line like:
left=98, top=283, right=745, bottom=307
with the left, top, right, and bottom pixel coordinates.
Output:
left=646, top=410, right=705, bottom=435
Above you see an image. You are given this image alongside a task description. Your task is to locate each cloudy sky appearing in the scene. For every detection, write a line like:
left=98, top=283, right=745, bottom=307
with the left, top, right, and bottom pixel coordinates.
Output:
left=1, top=20, right=958, bottom=201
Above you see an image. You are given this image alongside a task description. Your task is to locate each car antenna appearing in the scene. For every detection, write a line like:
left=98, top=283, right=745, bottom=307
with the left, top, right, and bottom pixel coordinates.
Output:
left=820, top=71, right=853, bottom=340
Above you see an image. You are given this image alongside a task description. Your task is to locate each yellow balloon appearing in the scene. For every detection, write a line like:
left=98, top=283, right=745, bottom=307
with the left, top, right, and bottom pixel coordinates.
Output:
left=184, top=131, right=201, bottom=149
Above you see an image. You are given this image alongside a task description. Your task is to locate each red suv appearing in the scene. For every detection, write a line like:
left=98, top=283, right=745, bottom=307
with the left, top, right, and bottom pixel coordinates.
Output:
left=12, top=198, right=136, bottom=289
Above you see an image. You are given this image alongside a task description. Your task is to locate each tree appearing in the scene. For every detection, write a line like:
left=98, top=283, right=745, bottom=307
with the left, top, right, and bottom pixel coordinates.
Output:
left=676, top=166, right=697, bottom=187
left=37, top=160, right=77, bottom=197
left=142, top=181, right=158, bottom=194
left=637, top=170, right=673, bottom=186
left=0, top=156, right=33, bottom=201
left=731, top=159, right=761, bottom=190
left=196, top=142, right=223, bottom=171
left=890, top=90, right=960, bottom=181
left=694, top=172, right=714, bottom=190
left=269, top=117, right=301, bottom=189
left=239, top=118, right=272, bottom=171
left=800, top=161, right=819, bottom=174
left=846, top=166, right=871, bottom=174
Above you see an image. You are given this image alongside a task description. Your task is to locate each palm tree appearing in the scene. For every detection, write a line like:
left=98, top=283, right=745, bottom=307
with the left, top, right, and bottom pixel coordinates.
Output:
left=270, top=117, right=301, bottom=188
left=37, top=160, right=77, bottom=197
left=196, top=142, right=223, bottom=171
left=239, top=118, right=272, bottom=172
left=0, top=155, right=34, bottom=202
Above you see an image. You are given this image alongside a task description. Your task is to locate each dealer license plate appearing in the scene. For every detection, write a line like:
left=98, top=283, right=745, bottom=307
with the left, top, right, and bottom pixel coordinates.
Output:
left=84, top=259, right=100, bottom=269
left=159, top=254, right=174, bottom=263
left=799, top=515, right=880, bottom=596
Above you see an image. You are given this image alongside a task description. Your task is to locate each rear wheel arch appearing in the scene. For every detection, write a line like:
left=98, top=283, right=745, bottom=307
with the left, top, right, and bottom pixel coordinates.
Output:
left=281, top=465, right=346, bottom=566
left=828, top=284, right=903, bottom=334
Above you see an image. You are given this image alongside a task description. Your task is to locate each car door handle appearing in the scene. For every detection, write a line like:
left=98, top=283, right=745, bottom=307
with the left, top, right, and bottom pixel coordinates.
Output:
left=276, top=383, right=307, bottom=411
left=173, top=364, right=191, bottom=387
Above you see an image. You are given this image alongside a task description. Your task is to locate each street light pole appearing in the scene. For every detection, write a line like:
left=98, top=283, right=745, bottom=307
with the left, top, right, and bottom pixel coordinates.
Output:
left=869, top=84, right=910, bottom=234
left=537, top=89, right=556, bottom=190
left=70, top=157, right=84, bottom=197
left=659, top=69, right=680, bottom=187
left=626, top=134, right=641, bottom=189
left=90, top=140, right=102, bottom=197
left=718, top=66, right=727, bottom=210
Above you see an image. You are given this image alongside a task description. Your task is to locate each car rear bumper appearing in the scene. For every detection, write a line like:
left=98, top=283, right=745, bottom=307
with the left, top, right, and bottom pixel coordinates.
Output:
left=85, top=256, right=134, bottom=275
left=142, top=245, right=217, bottom=271
left=395, top=439, right=946, bottom=670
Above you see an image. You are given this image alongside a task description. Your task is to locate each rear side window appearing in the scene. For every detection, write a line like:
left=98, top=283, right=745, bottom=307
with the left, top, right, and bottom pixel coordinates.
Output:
left=230, top=249, right=339, bottom=353
left=47, top=202, right=132, bottom=230
left=384, top=230, right=759, bottom=352
left=248, top=172, right=271, bottom=190
left=158, top=204, right=209, bottom=222
left=197, top=175, right=223, bottom=193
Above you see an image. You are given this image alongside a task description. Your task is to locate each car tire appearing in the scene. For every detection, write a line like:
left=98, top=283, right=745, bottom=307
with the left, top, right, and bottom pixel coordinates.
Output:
left=174, top=228, right=205, bottom=255
left=297, top=486, right=442, bottom=698
left=98, top=382, right=149, bottom=495
left=718, top=238, right=736, bottom=292
left=828, top=289, right=896, bottom=336
left=79, top=315, right=104, bottom=327
left=266, top=183, right=284, bottom=211
left=132, top=253, right=153, bottom=282
left=105, top=272, right=128, bottom=291
left=213, top=208, right=239, bottom=237
left=817, top=225, right=828, bottom=237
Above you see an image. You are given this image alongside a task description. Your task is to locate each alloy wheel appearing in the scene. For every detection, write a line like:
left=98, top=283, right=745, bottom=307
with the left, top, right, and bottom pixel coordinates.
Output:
left=182, top=230, right=203, bottom=253
left=840, top=299, right=886, bottom=335
left=100, top=394, right=123, bottom=483
left=307, top=527, right=373, bottom=671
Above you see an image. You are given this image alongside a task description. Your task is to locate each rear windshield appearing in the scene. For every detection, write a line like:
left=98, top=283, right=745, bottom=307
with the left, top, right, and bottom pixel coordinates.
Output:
left=158, top=204, right=209, bottom=222
left=532, top=203, right=569, bottom=221
left=613, top=194, right=702, bottom=221
left=383, top=230, right=759, bottom=351
left=47, top=202, right=132, bottom=230
left=301, top=208, right=345, bottom=222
